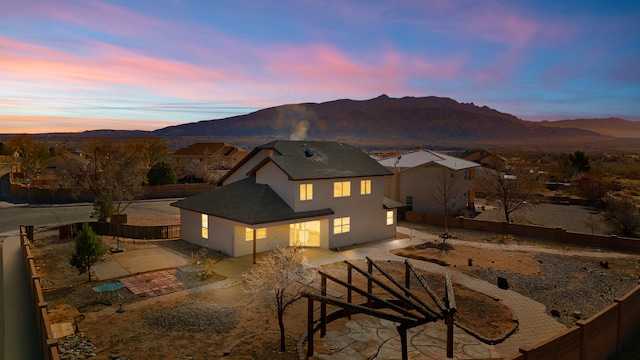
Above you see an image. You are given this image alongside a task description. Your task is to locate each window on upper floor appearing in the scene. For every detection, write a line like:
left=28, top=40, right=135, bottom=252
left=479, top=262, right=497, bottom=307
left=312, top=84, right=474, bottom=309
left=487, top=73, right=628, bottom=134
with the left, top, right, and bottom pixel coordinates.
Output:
left=386, top=211, right=394, bottom=225
left=464, top=170, right=468, bottom=180
left=334, top=181, right=351, bottom=198
left=201, top=214, right=208, bottom=238
left=246, top=227, right=267, bottom=241
left=360, top=179, right=371, bottom=195
left=333, top=217, right=350, bottom=234
left=300, top=183, right=313, bottom=201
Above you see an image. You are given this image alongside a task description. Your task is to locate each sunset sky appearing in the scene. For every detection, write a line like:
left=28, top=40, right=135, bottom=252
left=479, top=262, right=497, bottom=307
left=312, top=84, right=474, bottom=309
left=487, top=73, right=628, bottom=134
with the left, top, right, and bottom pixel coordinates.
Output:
left=2, top=0, right=639, bottom=133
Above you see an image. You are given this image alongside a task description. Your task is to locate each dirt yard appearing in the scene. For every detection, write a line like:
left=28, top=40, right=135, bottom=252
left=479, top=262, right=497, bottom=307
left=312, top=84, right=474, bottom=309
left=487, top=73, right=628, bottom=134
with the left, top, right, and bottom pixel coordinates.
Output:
left=32, top=215, right=640, bottom=359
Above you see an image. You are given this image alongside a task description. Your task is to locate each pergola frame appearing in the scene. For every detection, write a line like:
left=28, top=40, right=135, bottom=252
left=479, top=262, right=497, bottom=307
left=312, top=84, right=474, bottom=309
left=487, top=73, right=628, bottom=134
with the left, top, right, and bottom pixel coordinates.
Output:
left=303, top=258, right=457, bottom=359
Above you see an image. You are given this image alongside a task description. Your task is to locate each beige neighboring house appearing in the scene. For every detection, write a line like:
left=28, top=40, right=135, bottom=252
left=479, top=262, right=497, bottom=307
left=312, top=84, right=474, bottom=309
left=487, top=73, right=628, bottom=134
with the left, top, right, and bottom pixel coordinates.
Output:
left=172, top=142, right=247, bottom=182
left=463, top=150, right=507, bottom=170
left=171, top=140, right=401, bottom=257
left=379, top=150, right=480, bottom=215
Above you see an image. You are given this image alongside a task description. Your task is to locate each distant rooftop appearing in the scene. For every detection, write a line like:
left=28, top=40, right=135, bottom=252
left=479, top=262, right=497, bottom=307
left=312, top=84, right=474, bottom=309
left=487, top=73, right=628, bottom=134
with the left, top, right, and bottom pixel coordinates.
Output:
left=378, top=149, right=479, bottom=170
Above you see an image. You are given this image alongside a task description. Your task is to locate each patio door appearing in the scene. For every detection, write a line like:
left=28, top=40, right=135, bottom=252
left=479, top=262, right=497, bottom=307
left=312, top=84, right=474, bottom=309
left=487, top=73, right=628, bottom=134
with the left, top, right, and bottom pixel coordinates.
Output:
left=290, top=221, right=320, bottom=247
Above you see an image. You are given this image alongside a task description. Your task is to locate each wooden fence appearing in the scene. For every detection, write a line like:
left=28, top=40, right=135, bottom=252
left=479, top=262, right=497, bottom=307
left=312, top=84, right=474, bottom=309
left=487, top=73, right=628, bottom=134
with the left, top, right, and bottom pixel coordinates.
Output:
left=69, top=222, right=180, bottom=240
left=20, top=225, right=60, bottom=360
left=509, top=284, right=640, bottom=360
left=406, top=212, right=640, bottom=253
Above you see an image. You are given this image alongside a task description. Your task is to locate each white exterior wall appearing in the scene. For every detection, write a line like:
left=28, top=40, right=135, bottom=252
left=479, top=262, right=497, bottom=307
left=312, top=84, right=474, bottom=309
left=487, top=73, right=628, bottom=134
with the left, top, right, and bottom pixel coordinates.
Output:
left=254, top=170, right=397, bottom=250
left=397, top=166, right=472, bottom=215
left=179, top=209, right=202, bottom=245
left=223, top=149, right=273, bottom=185
left=232, top=223, right=290, bottom=257
left=255, top=161, right=296, bottom=206
left=232, top=217, right=331, bottom=257
left=179, top=209, right=235, bottom=256
left=325, top=176, right=396, bottom=249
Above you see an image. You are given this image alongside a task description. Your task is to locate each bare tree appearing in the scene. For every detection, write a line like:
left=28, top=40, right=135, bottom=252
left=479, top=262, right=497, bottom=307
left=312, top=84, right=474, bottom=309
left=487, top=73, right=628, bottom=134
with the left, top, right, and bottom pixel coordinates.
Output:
left=584, top=212, right=602, bottom=234
left=82, top=138, right=147, bottom=215
left=6, top=134, right=50, bottom=178
left=243, top=246, right=316, bottom=352
left=429, top=167, right=460, bottom=245
left=605, top=196, right=640, bottom=237
left=56, top=138, right=146, bottom=215
left=131, top=136, right=171, bottom=170
left=478, top=157, right=539, bottom=223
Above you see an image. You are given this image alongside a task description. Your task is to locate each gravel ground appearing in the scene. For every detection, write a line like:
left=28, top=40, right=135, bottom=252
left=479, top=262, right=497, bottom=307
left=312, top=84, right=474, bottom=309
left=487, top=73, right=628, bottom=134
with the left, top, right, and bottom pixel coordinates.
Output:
left=467, top=252, right=640, bottom=327
left=474, top=202, right=608, bottom=235
left=143, top=302, right=239, bottom=333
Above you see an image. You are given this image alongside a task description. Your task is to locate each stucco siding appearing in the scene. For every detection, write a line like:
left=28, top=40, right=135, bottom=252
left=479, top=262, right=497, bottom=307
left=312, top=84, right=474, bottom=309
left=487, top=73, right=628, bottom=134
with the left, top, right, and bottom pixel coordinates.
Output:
left=179, top=209, right=236, bottom=256
left=233, top=224, right=290, bottom=257
left=180, top=209, right=203, bottom=245
left=328, top=177, right=395, bottom=249
left=395, top=165, right=472, bottom=215
left=223, top=149, right=272, bottom=185
left=256, top=161, right=295, bottom=207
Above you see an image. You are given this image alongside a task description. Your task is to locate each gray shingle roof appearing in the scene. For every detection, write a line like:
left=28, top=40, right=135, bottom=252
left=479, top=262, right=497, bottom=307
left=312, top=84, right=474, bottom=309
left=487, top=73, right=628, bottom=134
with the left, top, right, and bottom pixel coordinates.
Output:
left=171, top=178, right=334, bottom=225
left=383, top=197, right=406, bottom=209
left=249, top=140, right=393, bottom=180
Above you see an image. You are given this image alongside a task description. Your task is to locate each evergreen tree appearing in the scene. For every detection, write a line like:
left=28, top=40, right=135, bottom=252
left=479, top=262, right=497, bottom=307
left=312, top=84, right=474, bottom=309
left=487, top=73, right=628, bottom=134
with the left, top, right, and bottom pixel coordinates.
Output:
left=69, top=223, right=106, bottom=282
left=147, top=162, right=177, bottom=185
left=569, top=151, right=591, bottom=173
left=91, top=192, right=115, bottom=222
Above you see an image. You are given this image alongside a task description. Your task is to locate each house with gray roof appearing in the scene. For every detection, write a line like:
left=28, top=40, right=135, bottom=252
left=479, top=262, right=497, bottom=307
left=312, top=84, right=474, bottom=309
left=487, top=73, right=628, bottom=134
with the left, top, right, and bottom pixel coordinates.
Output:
left=171, top=140, right=400, bottom=257
left=379, top=149, right=480, bottom=216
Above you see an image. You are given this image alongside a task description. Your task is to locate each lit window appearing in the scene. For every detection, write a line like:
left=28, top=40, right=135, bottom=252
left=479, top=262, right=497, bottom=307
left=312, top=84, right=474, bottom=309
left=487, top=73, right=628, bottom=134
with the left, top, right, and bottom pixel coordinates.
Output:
left=360, top=180, right=371, bottom=195
left=386, top=211, right=394, bottom=225
left=246, top=227, right=267, bottom=241
left=300, top=183, right=313, bottom=201
left=333, top=217, right=350, bottom=234
left=333, top=181, right=351, bottom=198
left=201, top=214, right=208, bottom=238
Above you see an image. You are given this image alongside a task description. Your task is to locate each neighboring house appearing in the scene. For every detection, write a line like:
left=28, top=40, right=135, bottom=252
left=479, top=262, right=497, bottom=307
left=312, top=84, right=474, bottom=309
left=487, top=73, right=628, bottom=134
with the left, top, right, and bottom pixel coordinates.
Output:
left=172, top=142, right=247, bottom=182
left=171, top=140, right=401, bottom=257
left=379, top=150, right=480, bottom=216
left=463, top=150, right=507, bottom=170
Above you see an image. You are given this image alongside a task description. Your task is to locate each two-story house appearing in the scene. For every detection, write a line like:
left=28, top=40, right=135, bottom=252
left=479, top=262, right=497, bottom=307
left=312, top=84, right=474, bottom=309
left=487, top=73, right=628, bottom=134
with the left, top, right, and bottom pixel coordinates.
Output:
left=379, top=149, right=480, bottom=216
left=172, top=142, right=247, bottom=182
left=170, top=140, right=400, bottom=257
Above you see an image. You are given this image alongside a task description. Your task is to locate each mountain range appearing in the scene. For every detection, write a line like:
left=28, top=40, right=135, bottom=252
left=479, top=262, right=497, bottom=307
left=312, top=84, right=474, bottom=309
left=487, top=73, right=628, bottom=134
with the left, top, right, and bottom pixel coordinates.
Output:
left=151, top=94, right=639, bottom=150
left=7, top=95, right=640, bottom=151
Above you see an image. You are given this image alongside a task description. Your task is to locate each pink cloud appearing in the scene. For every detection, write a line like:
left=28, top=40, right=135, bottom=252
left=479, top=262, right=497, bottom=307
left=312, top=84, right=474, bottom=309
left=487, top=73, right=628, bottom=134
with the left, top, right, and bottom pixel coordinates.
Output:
left=0, top=37, right=243, bottom=99
left=464, top=8, right=541, bottom=48
left=261, top=43, right=465, bottom=97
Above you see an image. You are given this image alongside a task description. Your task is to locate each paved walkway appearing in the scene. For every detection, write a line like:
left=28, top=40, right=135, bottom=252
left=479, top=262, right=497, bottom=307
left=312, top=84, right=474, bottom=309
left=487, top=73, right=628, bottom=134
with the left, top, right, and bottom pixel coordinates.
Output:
left=92, top=244, right=189, bottom=280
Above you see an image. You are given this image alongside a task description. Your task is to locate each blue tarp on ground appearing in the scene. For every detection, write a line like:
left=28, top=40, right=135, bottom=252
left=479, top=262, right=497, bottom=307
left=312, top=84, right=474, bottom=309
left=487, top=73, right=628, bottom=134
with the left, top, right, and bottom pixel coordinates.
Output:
left=92, top=282, right=124, bottom=292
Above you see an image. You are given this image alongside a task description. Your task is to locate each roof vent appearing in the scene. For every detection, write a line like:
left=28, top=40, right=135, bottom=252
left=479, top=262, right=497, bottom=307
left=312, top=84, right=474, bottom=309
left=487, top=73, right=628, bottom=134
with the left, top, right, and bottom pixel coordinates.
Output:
left=305, top=148, right=315, bottom=157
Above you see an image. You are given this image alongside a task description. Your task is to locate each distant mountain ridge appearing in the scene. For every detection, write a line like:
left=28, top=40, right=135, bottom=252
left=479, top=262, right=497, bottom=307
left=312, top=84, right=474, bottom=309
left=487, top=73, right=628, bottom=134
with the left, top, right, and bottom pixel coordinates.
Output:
left=539, top=117, right=640, bottom=138
left=6, top=95, right=639, bottom=151
left=152, top=95, right=606, bottom=143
